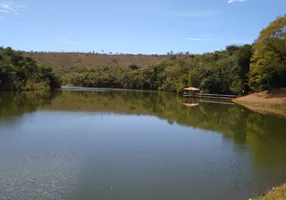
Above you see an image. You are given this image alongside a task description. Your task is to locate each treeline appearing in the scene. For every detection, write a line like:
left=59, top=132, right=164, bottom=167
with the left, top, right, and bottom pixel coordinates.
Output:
left=70, top=15, right=286, bottom=94
left=0, top=47, right=61, bottom=91
left=70, top=45, right=252, bottom=94
left=24, top=50, right=189, bottom=56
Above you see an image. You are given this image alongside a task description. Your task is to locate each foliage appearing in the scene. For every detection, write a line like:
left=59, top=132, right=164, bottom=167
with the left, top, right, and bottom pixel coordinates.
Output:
left=129, top=64, right=139, bottom=70
left=249, top=15, right=286, bottom=91
left=68, top=45, right=253, bottom=94
left=230, top=44, right=253, bottom=94
left=0, top=47, right=61, bottom=91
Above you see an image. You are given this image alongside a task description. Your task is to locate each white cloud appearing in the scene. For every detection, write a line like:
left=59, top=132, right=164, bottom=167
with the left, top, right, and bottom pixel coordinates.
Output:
left=228, top=0, right=247, bottom=4
left=0, top=3, right=18, bottom=14
left=185, top=38, right=213, bottom=41
left=0, top=2, right=26, bottom=16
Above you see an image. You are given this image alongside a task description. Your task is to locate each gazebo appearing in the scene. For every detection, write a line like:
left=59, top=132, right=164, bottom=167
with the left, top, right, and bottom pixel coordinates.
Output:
left=184, top=87, right=200, bottom=91
left=183, top=103, right=199, bottom=107
left=183, top=87, right=200, bottom=96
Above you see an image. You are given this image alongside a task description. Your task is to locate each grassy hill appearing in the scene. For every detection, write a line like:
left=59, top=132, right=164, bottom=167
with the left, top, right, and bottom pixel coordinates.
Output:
left=23, top=52, right=168, bottom=74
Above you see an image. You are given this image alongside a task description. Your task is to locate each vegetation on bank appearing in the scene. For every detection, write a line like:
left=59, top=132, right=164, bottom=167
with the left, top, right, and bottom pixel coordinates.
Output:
left=253, top=183, right=286, bottom=200
left=249, top=15, right=286, bottom=91
left=70, top=44, right=253, bottom=94
left=0, top=47, right=61, bottom=91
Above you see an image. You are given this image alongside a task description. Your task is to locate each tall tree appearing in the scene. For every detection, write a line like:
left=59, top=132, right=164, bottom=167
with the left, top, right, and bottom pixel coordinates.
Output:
left=231, top=44, right=253, bottom=94
left=249, top=14, right=286, bottom=90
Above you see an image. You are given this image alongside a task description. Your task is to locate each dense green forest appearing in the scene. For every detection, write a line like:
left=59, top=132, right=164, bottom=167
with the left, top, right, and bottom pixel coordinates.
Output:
left=0, top=47, right=60, bottom=91
left=70, top=44, right=252, bottom=94
left=69, top=15, right=285, bottom=94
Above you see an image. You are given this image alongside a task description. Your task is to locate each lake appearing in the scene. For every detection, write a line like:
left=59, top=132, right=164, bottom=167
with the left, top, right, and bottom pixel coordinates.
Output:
left=0, top=88, right=286, bottom=200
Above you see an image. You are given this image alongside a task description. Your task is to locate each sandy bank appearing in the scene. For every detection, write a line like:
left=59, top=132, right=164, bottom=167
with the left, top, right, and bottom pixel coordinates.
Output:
left=233, top=88, right=286, bottom=117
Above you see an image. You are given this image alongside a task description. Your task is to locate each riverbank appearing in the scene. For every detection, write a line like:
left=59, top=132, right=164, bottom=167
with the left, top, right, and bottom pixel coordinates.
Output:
left=253, top=183, right=286, bottom=200
left=233, top=88, right=286, bottom=117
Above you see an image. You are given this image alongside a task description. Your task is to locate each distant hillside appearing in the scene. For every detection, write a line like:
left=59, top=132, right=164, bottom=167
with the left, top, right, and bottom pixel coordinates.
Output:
left=23, top=52, right=169, bottom=74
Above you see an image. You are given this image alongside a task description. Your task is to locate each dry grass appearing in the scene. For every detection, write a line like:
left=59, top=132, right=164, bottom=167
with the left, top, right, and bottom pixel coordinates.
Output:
left=23, top=52, right=168, bottom=73
left=253, top=184, right=286, bottom=200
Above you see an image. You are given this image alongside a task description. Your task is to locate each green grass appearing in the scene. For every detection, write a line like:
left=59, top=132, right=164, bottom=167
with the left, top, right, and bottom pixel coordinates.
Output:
left=252, top=184, right=286, bottom=200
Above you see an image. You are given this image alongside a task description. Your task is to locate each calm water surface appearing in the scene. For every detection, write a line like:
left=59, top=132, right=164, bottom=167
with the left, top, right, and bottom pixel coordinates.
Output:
left=0, top=88, right=286, bottom=200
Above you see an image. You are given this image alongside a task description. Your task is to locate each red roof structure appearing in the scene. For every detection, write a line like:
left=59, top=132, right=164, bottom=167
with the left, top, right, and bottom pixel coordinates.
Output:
left=183, top=87, right=200, bottom=91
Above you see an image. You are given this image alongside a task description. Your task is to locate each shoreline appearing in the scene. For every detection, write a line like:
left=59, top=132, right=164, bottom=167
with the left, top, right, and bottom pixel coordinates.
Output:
left=233, top=90, right=286, bottom=198
left=233, top=89, right=286, bottom=117
left=233, top=100, right=286, bottom=117
left=63, top=85, right=286, bottom=118
left=252, top=183, right=286, bottom=200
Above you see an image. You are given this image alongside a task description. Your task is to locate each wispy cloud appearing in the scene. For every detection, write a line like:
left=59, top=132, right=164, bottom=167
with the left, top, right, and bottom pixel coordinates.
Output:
left=0, top=2, right=26, bottom=16
left=0, top=9, right=9, bottom=13
left=185, top=38, right=213, bottom=41
left=228, top=0, right=247, bottom=4
left=173, top=10, right=219, bottom=18
left=0, top=4, right=17, bottom=14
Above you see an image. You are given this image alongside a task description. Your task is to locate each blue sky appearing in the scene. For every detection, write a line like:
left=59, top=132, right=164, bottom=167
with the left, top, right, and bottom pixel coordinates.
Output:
left=0, top=0, right=285, bottom=54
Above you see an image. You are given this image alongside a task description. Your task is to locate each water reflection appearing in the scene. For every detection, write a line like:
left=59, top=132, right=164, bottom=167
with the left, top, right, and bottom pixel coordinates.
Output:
left=0, top=89, right=286, bottom=200
left=2, top=90, right=285, bottom=166
left=0, top=91, right=53, bottom=117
